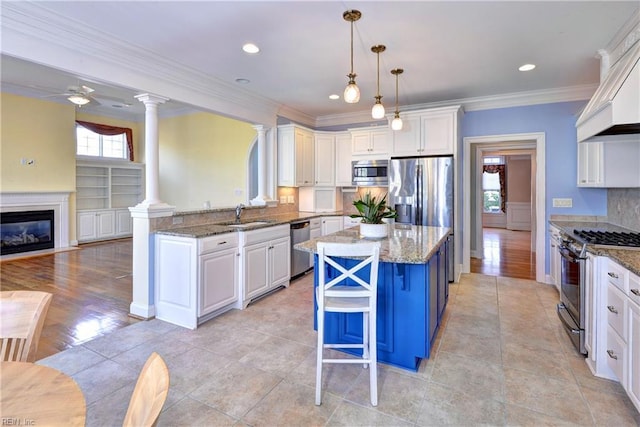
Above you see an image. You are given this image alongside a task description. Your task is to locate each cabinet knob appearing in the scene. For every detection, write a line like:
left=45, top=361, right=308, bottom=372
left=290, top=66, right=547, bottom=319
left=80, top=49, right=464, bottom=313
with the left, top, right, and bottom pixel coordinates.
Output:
left=608, top=272, right=619, bottom=279
left=631, top=289, right=640, bottom=296
left=607, top=305, right=618, bottom=314
left=606, top=349, right=618, bottom=360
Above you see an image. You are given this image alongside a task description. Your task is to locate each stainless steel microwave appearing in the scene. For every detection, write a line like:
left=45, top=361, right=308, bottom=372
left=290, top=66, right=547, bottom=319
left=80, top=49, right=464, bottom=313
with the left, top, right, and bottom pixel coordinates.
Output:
left=352, top=159, right=389, bottom=186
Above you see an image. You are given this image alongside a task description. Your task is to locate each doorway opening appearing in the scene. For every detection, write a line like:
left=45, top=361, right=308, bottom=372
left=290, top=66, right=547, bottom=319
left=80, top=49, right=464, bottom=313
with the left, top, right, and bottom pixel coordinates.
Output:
left=463, top=133, right=546, bottom=283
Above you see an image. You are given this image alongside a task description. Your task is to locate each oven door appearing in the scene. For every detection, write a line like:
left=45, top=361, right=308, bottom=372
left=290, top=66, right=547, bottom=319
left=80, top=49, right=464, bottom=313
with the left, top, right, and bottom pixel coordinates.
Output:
left=557, top=245, right=586, bottom=355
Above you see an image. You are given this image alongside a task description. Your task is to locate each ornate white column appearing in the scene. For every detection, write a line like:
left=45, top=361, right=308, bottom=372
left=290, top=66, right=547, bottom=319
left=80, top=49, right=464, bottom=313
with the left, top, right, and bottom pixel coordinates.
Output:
left=129, top=93, right=174, bottom=319
left=250, top=124, right=272, bottom=205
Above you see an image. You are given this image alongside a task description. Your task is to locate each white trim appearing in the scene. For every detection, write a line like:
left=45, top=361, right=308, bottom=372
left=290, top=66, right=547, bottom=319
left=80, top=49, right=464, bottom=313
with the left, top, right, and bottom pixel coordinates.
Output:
left=463, top=133, right=546, bottom=283
left=0, top=192, right=71, bottom=250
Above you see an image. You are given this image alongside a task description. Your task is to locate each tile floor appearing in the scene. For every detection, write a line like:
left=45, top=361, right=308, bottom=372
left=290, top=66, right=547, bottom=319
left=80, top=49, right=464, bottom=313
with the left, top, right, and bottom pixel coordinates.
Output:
left=38, top=273, right=640, bottom=426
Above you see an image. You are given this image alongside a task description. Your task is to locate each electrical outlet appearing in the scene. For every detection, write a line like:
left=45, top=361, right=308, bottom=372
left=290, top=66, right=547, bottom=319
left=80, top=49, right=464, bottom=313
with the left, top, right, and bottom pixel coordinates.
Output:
left=234, top=188, right=243, bottom=196
left=552, top=198, right=573, bottom=208
left=287, top=195, right=294, bottom=204
left=280, top=196, right=286, bottom=204
left=172, top=216, right=184, bottom=225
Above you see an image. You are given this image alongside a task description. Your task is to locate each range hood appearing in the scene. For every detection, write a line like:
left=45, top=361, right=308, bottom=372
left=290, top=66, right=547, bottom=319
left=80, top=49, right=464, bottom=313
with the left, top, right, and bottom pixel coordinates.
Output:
left=576, top=41, right=640, bottom=142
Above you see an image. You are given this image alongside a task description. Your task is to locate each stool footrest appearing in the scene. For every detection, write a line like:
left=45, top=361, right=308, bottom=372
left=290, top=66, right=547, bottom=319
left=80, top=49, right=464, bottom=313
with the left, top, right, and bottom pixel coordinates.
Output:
left=323, top=358, right=372, bottom=364
left=324, top=343, right=363, bottom=349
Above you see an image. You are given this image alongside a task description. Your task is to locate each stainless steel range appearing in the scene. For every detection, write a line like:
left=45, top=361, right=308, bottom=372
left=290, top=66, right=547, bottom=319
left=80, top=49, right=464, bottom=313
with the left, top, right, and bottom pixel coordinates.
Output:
left=557, top=227, right=640, bottom=355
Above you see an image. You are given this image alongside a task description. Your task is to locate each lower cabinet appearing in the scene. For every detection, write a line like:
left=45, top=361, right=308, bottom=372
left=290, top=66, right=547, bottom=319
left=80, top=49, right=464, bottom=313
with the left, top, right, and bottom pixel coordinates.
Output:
left=155, top=232, right=239, bottom=329
left=309, top=218, right=322, bottom=268
left=628, top=298, right=640, bottom=411
left=321, top=216, right=343, bottom=235
left=238, top=224, right=291, bottom=308
left=77, top=208, right=132, bottom=242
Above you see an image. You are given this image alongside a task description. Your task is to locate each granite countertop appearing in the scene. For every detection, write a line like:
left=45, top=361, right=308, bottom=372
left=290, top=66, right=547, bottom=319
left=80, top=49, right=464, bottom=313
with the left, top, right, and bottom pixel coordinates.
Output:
left=549, top=220, right=640, bottom=276
left=294, top=224, right=451, bottom=264
left=155, top=211, right=344, bottom=238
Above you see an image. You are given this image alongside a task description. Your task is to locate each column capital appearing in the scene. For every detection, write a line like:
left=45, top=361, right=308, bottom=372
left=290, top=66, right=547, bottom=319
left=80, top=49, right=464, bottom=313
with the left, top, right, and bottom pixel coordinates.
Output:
left=252, top=124, right=267, bottom=133
left=135, top=93, right=170, bottom=105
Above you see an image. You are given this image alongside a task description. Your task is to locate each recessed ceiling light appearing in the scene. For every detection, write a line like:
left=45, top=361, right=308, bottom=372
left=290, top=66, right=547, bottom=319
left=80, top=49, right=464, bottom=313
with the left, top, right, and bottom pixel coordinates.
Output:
left=519, top=64, right=536, bottom=71
left=329, top=94, right=340, bottom=100
left=235, top=78, right=250, bottom=84
left=242, top=43, right=260, bottom=54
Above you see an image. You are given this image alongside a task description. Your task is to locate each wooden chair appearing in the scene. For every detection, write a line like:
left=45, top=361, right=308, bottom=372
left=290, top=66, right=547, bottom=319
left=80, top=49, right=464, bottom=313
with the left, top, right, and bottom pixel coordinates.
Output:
left=0, top=290, right=53, bottom=362
left=315, top=241, right=380, bottom=406
left=123, top=352, right=170, bottom=427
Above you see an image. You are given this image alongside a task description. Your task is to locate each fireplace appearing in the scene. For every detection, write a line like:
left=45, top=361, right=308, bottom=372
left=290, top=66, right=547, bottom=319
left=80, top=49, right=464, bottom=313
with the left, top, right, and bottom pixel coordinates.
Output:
left=1, top=210, right=55, bottom=255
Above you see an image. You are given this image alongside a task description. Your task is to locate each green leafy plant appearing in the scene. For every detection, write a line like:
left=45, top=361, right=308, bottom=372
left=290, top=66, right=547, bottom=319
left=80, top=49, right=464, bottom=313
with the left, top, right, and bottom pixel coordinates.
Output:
left=350, top=192, right=397, bottom=224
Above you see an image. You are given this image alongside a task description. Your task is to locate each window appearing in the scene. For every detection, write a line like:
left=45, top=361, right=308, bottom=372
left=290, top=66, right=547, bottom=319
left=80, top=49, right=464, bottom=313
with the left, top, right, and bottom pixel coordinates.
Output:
left=483, top=172, right=501, bottom=213
left=482, top=156, right=505, bottom=213
left=76, top=126, right=127, bottom=159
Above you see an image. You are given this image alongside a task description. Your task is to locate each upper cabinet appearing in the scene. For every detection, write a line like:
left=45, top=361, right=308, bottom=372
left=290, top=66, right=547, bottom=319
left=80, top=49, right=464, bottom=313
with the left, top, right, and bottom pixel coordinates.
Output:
left=314, top=132, right=335, bottom=186
left=351, top=127, right=389, bottom=157
left=334, top=132, right=353, bottom=187
left=277, top=125, right=314, bottom=187
left=577, top=136, right=640, bottom=188
left=392, top=106, right=460, bottom=156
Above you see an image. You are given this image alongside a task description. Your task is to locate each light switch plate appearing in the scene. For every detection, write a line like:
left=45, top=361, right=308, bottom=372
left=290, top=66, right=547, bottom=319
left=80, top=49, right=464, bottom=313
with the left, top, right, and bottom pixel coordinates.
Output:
left=287, top=195, right=295, bottom=204
left=280, top=196, right=286, bottom=204
left=552, top=198, right=573, bottom=208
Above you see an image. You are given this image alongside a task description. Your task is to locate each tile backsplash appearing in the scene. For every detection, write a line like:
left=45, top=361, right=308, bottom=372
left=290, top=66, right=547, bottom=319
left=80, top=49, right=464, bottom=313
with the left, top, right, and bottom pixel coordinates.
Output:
left=608, top=188, right=640, bottom=232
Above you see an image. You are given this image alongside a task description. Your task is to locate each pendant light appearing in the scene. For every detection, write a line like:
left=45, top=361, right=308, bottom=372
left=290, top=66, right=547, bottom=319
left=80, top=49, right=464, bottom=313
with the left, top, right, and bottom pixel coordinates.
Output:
left=343, top=10, right=362, bottom=103
left=371, top=45, right=386, bottom=119
left=390, top=68, right=404, bottom=131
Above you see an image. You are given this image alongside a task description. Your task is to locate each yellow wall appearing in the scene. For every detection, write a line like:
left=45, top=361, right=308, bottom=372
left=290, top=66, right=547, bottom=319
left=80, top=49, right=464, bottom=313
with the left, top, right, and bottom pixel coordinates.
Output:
left=1, top=93, right=77, bottom=192
left=159, top=112, right=255, bottom=209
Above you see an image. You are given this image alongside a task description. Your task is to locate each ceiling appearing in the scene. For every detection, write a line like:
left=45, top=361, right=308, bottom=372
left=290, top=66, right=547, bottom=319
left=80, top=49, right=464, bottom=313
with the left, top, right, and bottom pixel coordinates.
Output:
left=1, top=1, right=638, bottom=124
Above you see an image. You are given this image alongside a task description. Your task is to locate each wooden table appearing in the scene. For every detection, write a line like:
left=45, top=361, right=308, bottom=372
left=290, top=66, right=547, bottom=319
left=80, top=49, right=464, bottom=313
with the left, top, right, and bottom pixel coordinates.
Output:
left=0, top=362, right=86, bottom=426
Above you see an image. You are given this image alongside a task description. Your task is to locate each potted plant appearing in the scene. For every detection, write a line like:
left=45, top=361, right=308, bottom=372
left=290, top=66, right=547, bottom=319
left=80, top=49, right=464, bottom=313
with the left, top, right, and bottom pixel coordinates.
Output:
left=350, top=191, right=397, bottom=238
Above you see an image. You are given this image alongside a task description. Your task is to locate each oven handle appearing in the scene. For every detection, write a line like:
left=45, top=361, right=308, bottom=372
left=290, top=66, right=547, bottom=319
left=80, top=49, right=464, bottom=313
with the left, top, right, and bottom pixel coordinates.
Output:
left=557, top=303, right=581, bottom=334
left=559, top=245, right=580, bottom=262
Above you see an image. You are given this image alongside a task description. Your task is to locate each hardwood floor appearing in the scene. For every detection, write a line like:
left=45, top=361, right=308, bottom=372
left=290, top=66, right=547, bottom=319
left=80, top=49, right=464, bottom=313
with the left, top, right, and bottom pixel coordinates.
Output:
left=470, top=227, right=536, bottom=280
left=0, top=239, right=139, bottom=360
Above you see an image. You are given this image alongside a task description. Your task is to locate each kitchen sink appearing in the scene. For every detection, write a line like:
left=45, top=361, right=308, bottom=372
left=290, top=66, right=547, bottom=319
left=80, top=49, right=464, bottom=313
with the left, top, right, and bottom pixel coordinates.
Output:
left=226, top=221, right=270, bottom=228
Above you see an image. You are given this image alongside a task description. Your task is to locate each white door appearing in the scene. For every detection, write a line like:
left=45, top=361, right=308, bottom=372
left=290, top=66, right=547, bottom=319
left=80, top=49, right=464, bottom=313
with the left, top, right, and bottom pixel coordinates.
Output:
left=200, top=248, right=238, bottom=315
left=244, top=242, right=269, bottom=300
left=270, top=237, right=291, bottom=287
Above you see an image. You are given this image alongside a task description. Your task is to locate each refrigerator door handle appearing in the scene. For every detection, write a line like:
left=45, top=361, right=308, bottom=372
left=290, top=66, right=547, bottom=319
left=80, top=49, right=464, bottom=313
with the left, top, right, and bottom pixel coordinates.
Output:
left=416, top=164, right=423, bottom=225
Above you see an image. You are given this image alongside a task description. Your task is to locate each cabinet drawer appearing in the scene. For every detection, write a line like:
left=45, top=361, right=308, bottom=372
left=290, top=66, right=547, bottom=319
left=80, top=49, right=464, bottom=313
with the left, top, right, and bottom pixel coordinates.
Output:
left=310, top=218, right=322, bottom=229
left=606, top=324, right=627, bottom=385
left=240, top=224, right=290, bottom=246
left=199, top=233, right=239, bottom=255
left=630, top=272, right=640, bottom=306
left=606, top=260, right=628, bottom=293
left=607, top=283, right=628, bottom=339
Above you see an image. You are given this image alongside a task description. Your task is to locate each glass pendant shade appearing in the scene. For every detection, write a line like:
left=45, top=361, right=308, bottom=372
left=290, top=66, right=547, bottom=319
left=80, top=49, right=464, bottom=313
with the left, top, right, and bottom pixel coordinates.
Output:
left=372, top=101, right=385, bottom=119
left=391, top=114, right=403, bottom=131
left=344, top=80, right=360, bottom=103
left=68, top=95, right=90, bottom=106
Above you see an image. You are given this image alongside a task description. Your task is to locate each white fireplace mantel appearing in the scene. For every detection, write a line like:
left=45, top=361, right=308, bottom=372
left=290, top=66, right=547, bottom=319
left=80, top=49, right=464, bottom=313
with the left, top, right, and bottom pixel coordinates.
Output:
left=1, top=192, right=72, bottom=250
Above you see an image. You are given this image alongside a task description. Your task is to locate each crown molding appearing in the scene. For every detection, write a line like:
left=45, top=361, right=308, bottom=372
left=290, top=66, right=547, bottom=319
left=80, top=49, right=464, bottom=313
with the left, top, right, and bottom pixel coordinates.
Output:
left=1, top=2, right=280, bottom=126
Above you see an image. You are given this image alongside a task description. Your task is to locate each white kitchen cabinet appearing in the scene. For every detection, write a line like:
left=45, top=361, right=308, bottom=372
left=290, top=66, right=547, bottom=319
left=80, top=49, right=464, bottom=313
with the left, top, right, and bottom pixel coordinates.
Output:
left=115, top=208, right=133, bottom=236
left=299, top=187, right=342, bottom=213
left=421, top=110, right=455, bottom=155
left=155, top=232, right=239, bottom=329
left=548, top=224, right=562, bottom=291
left=390, top=106, right=461, bottom=157
left=277, top=124, right=314, bottom=187
left=321, top=216, right=343, bottom=236
left=199, top=243, right=239, bottom=317
left=584, top=253, right=597, bottom=360
left=334, top=132, right=353, bottom=186
left=314, top=132, right=335, bottom=186
left=577, top=136, right=640, bottom=188
left=628, top=296, right=640, bottom=412
left=238, top=224, right=290, bottom=308
left=351, top=127, right=389, bottom=157
left=391, top=114, right=422, bottom=155
left=309, top=218, right=322, bottom=268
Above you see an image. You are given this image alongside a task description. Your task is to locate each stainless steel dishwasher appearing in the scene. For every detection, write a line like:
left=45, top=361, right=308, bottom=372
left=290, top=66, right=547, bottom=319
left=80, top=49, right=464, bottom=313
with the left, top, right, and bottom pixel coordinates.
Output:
left=290, top=220, right=311, bottom=278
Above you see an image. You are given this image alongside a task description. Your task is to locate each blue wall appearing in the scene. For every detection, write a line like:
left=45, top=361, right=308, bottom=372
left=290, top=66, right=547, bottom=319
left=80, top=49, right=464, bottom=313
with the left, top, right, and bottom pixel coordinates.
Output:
left=462, top=101, right=608, bottom=275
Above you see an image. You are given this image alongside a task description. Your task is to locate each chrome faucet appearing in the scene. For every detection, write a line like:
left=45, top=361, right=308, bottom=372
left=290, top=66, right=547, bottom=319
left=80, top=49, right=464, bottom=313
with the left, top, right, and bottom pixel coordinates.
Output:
left=235, top=204, right=245, bottom=222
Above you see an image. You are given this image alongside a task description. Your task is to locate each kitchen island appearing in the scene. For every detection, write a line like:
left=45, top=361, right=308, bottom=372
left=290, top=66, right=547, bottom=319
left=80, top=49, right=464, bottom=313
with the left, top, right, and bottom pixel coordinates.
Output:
left=295, top=224, right=451, bottom=371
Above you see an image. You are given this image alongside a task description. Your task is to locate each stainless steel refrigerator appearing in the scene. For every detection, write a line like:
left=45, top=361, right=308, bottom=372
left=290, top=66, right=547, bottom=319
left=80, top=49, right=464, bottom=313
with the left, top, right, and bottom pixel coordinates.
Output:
left=388, top=155, right=454, bottom=281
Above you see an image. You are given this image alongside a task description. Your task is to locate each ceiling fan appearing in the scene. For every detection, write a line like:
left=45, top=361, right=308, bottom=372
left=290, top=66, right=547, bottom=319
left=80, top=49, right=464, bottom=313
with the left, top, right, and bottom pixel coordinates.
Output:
left=41, top=84, right=101, bottom=106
